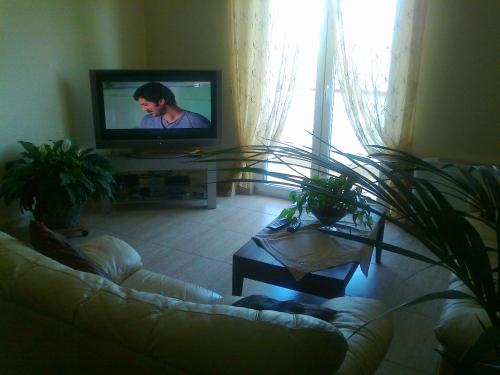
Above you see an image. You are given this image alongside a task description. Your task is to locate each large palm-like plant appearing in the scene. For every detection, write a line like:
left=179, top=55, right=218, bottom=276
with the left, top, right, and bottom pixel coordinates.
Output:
left=200, top=140, right=499, bottom=371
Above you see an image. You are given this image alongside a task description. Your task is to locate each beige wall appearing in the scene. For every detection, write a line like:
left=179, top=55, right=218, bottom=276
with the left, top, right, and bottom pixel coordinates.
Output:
left=0, top=0, right=147, bottom=224
left=413, top=0, right=500, bottom=164
left=144, top=0, right=238, bottom=148
left=1, top=0, right=498, bottom=224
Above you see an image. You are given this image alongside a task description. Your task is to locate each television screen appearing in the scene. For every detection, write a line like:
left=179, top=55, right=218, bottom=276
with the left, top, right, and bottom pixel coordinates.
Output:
left=90, top=70, right=222, bottom=149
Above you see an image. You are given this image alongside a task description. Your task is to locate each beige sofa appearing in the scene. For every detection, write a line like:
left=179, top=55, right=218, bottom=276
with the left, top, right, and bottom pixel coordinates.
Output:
left=0, top=230, right=393, bottom=374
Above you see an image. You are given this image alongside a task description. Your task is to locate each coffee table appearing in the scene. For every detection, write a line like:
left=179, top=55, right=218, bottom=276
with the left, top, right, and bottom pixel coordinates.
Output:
left=232, top=214, right=385, bottom=299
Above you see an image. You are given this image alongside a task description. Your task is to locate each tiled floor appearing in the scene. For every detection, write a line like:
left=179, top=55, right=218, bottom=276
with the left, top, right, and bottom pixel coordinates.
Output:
left=3, top=194, right=450, bottom=374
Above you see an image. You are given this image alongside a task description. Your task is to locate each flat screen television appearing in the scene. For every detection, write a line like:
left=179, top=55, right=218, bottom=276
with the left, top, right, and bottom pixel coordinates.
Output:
left=90, top=70, right=222, bottom=150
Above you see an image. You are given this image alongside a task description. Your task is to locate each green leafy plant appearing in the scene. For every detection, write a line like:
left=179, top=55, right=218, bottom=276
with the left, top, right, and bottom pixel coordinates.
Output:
left=279, top=174, right=373, bottom=228
left=0, top=140, right=115, bottom=225
left=199, top=139, right=499, bottom=371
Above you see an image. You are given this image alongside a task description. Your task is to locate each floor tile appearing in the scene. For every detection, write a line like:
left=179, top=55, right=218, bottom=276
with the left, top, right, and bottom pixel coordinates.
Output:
left=345, top=262, right=400, bottom=304
left=186, top=203, right=244, bottom=226
left=214, top=209, right=277, bottom=236
left=223, top=194, right=290, bottom=216
left=167, top=226, right=250, bottom=263
left=384, top=310, right=440, bottom=374
left=138, top=241, right=233, bottom=295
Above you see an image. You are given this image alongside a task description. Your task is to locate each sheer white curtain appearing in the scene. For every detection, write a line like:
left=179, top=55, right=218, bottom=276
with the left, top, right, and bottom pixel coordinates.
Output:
left=229, top=0, right=302, bottom=193
left=230, top=0, right=303, bottom=145
left=332, top=0, right=428, bottom=152
left=229, top=0, right=427, bottom=193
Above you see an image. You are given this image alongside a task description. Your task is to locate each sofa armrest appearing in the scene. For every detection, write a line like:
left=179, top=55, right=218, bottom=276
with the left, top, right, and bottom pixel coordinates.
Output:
left=322, top=297, right=393, bottom=375
left=434, top=279, right=491, bottom=359
left=79, top=236, right=143, bottom=284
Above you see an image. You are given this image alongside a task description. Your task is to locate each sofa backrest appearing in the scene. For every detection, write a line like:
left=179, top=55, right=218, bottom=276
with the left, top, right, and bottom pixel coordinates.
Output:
left=0, top=231, right=348, bottom=374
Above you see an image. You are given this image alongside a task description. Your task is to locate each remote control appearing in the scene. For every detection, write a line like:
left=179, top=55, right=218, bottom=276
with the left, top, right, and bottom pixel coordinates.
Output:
left=287, top=218, right=302, bottom=232
left=267, top=217, right=289, bottom=230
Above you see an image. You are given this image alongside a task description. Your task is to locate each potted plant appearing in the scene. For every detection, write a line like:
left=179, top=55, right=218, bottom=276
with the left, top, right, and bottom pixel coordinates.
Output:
left=0, top=139, right=115, bottom=229
left=279, top=174, right=373, bottom=228
left=201, top=141, right=499, bottom=371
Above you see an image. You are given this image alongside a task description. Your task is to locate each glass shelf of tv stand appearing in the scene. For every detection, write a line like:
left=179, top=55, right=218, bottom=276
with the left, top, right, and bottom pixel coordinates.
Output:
left=109, top=155, right=216, bottom=209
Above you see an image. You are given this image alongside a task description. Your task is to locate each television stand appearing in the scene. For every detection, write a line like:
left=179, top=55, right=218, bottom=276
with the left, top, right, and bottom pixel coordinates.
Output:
left=126, top=148, right=203, bottom=158
left=110, top=154, right=216, bottom=209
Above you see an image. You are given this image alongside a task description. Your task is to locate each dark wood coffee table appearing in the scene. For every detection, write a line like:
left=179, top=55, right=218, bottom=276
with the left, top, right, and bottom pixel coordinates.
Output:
left=232, top=214, right=385, bottom=299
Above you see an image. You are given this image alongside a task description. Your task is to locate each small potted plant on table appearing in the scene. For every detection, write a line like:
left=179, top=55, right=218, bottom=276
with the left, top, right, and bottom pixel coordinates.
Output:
left=279, top=174, right=373, bottom=230
left=0, top=139, right=115, bottom=232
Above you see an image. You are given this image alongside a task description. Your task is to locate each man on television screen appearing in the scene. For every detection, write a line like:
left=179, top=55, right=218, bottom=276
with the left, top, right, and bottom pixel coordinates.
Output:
left=133, top=82, right=211, bottom=129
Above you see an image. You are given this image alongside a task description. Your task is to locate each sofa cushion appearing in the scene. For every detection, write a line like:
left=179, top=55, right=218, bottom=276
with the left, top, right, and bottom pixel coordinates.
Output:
left=121, top=269, right=222, bottom=304
left=29, top=221, right=112, bottom=281
left=79, top=235, right=143, bottom=284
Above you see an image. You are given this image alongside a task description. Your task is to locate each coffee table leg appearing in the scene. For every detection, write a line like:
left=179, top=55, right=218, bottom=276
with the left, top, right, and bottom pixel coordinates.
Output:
left=232, top=259, right=244, bottom=296
left=375, top=216, right=386, bottom=264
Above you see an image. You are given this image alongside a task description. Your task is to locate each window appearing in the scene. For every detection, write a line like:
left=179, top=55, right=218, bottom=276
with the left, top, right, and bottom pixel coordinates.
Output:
left=259, top=0, right=397, bottom=196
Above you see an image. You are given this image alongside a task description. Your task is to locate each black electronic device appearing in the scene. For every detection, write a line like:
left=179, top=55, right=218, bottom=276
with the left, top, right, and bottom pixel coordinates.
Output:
left=287, top=218, right=302, bottom=232
left=266, top=217, right=290, bottom=231
left=90, top=69, right=222, bottom=150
